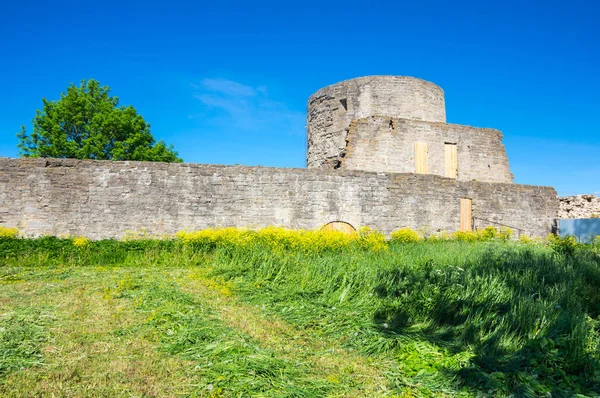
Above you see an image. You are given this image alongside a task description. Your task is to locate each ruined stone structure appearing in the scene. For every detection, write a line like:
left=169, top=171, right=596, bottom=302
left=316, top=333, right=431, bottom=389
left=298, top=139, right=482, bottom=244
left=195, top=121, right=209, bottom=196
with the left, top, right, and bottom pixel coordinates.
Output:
left=307, top=76, right=513, bottom=183
left=559, top=195, right=600, bottom=219
left=0, top=76, right=559, bottom=239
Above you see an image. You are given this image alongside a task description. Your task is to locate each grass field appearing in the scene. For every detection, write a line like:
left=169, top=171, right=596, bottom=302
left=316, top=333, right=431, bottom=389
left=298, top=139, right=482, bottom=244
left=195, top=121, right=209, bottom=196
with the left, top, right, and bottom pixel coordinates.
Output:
left=1, top=231, right=599, bottom=397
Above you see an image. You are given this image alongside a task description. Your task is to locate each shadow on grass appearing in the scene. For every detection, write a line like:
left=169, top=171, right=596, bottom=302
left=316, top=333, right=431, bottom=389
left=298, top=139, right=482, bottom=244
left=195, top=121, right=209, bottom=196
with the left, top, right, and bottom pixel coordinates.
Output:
left=372, top=246, right=600, bottom=397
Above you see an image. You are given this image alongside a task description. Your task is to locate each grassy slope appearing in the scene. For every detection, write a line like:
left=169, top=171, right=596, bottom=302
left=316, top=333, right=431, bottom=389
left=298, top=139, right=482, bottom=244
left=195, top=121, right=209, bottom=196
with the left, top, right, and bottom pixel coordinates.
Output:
left=1, top=237, right=599, bottom=397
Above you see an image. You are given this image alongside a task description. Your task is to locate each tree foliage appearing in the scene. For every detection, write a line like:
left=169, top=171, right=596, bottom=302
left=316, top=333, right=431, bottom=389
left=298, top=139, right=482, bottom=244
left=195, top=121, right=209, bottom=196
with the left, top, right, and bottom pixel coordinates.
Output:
left=17, top=79, right=182, bottom=162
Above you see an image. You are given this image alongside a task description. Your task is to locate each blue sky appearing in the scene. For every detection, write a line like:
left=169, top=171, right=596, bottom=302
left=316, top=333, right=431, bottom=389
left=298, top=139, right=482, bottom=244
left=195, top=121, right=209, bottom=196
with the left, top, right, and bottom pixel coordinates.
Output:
left=1, top=0, right=598, bottom=196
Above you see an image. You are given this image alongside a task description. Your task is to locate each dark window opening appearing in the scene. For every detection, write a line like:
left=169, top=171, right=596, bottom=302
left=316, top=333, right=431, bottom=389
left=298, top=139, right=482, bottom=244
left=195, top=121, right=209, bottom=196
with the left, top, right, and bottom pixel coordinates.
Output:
left=339, top=98, right=347, bottom=111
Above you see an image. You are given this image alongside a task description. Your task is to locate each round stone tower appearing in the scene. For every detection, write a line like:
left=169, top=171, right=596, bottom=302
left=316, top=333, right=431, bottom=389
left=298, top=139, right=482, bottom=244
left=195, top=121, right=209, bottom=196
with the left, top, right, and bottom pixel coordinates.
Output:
left=307, top=76, right=446, bottom=169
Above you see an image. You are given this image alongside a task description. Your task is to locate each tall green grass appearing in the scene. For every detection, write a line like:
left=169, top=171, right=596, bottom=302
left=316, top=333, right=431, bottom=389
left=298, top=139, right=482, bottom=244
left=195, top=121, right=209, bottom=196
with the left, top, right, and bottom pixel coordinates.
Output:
left=207, top=241, right=600, bottom=397
left=2, top=235, right=600, bottom=396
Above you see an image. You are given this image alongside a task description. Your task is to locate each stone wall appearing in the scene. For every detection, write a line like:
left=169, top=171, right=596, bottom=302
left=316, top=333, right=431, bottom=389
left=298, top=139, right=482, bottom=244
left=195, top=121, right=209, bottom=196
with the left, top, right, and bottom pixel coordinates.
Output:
left=307, top=76, right=446, bottom=169
left=559, top=195, right=600, bottom=219
left=0, top=158, right=557, bottom=239
left=339, top=117, right=513, bottom=183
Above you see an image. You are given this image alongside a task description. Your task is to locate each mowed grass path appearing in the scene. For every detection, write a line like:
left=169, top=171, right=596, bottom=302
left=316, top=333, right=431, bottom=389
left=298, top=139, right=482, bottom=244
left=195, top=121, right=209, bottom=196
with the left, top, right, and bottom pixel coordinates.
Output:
left=0, top=266, right=399, bottom=397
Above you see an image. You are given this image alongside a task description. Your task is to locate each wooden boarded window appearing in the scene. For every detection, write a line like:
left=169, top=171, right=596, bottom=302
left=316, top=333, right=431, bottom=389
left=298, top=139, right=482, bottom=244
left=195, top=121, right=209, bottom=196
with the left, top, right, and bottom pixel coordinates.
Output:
left=445, top=143, right=457, bottom=179
left=460, top=198, right=472, bottom=231
left=414, top=142, right=428, bottom=174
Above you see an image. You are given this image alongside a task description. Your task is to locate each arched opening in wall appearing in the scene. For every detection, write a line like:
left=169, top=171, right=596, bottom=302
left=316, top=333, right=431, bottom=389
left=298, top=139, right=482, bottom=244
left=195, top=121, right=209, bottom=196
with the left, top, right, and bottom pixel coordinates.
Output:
left=321, top=221, right=356, bottom=234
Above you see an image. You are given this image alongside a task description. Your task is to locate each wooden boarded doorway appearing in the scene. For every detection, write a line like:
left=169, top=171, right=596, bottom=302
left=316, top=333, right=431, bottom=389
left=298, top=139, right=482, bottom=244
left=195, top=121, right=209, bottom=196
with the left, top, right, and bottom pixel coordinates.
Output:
left=415, top=142, right=428, bottom=174
left=445, top=143, right=457, bottom=178
left=460, top=198, right=472, bottom=231
left=321, top=221, right=357, bottom=234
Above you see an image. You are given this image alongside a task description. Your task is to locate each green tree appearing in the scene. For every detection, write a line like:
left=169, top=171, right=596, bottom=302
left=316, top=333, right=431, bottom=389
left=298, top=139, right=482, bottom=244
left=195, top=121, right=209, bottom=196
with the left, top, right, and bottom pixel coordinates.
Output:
left=17, top=79, right=182, bottom=162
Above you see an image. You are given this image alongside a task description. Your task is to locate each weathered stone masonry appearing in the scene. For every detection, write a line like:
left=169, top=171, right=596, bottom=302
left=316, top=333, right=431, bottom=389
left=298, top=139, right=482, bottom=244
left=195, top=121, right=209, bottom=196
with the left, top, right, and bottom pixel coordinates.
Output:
left=0, top=75, right=559, bottom=238
left=341, top=117, right=513, bottom=183
left=559, top=195, right=600, bottom=219
left=0, top=158, right=556, bottom=239
left=307, top=76, right=513, bottom=184
left=307, top=76, right=446, bottom=170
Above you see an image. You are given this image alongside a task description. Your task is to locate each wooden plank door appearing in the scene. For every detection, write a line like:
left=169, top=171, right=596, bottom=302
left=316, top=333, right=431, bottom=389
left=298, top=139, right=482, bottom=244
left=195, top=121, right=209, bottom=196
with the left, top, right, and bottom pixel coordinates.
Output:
left=445, top=143, right=457, bottom=178
left=415, top=142, right=428, bottom=174
left=460, top=198, right=472, bottom=231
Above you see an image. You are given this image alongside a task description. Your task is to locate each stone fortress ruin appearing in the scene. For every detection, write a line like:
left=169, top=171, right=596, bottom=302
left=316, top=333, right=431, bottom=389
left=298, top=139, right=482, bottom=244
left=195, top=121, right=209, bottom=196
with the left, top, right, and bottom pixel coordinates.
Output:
left=0, top=76, right=559, bottom=239
left=307, top=76, right=513, bottom=183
